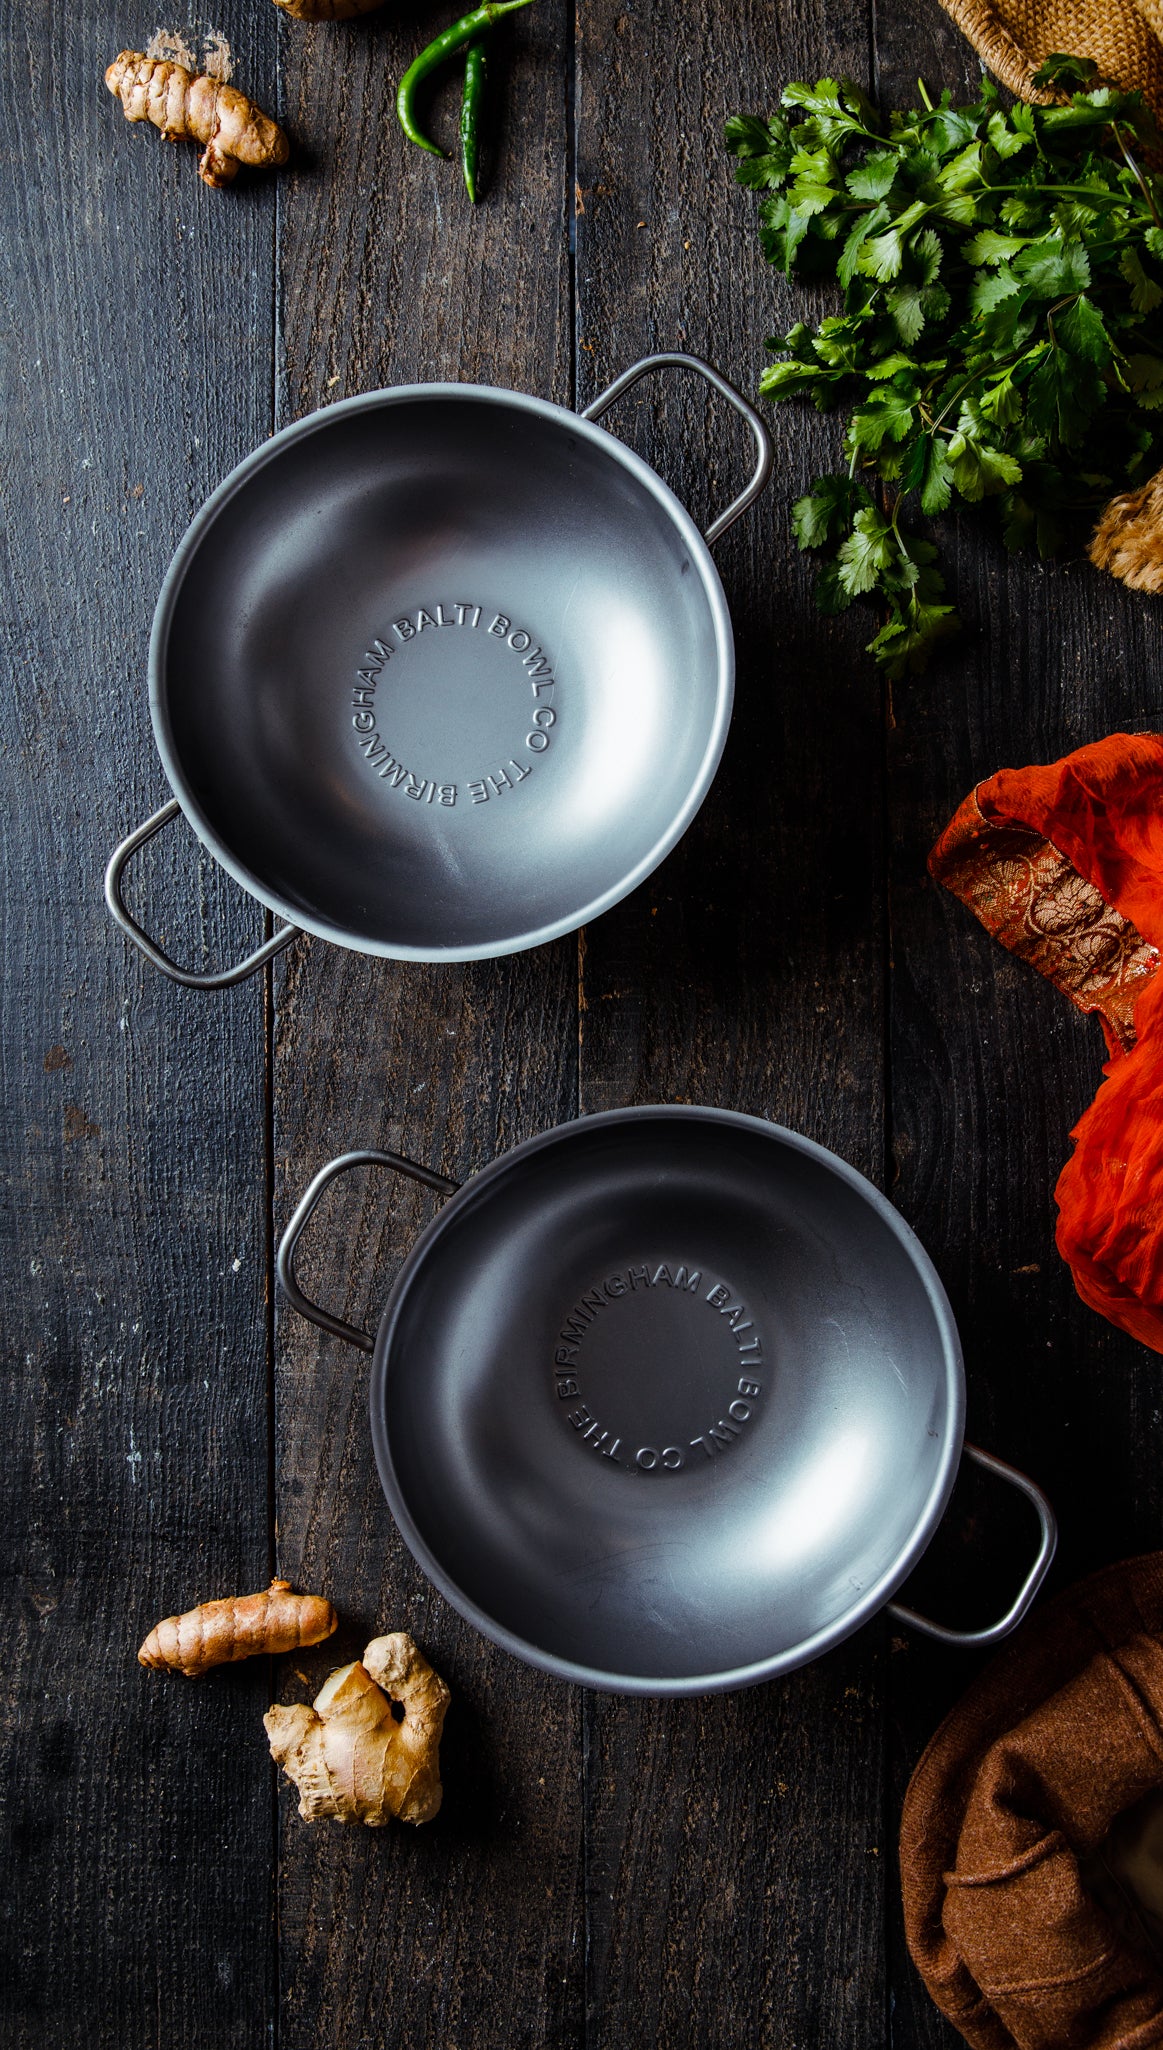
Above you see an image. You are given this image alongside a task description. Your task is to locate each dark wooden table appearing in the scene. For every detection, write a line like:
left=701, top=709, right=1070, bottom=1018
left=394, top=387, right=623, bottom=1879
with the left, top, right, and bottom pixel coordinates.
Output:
left=5, top=1, right=1162, bottom=2042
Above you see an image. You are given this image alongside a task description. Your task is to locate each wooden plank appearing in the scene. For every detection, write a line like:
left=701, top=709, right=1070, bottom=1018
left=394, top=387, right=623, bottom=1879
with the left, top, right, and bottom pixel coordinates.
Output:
left=572, top=3, right=891, bottom=2041
left=269, top=10, right=585, bottom=2046
left=0, top=3, right=279, bottom=2043
left=873, top=5, right=1163, bottom=2042
left=14, top=4, right=1157, bottom=2043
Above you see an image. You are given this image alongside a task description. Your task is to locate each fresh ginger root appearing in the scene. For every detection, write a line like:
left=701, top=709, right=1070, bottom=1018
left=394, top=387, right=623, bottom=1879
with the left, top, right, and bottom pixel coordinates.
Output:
left=139, top=1579, right=337, bottom=1677
left=265, top=1632, right=450, bottom=1826
left=105, top=51, right=289, bottom=188
left=268, top=0, right=384, bottom=16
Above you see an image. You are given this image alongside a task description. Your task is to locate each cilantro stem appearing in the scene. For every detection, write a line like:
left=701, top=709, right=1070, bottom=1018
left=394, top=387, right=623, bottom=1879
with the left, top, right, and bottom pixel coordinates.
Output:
left=927, top=336, right=1039, bottom=432
left=1111, top=123, right=1162, bottom=230
left=1015, top=182, right=1146, bottom=203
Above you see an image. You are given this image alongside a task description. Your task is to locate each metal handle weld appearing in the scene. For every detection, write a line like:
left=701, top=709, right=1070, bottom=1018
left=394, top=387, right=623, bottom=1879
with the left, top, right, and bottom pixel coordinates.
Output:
left=886, top=1442, right=1058, bottom=1650
left=277, top=1148, right=461, bottom=1354
left=105, top=798, right=302, bottom=989
left=581, top=351, right=773, bottom=543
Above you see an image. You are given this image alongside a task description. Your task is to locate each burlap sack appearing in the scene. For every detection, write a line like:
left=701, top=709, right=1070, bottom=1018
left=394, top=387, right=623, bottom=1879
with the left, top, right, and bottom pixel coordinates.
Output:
left=901, top=1554, right=1163, bottom=2048
left=941, top=0, right=1163, bottom=125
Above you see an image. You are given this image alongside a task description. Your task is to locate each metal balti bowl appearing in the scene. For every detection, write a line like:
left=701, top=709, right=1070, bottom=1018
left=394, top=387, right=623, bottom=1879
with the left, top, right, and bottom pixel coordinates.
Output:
left=278, top=1107, right=1057, bottom=1697
left=105, top=355, right=772, bottom=988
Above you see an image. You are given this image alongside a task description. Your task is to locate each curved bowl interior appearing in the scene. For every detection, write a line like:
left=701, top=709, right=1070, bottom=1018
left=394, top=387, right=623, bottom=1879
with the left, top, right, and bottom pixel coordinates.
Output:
left=153, top=392, right=731, bottom=958
left=371, top=1111, right=963, bottom=1692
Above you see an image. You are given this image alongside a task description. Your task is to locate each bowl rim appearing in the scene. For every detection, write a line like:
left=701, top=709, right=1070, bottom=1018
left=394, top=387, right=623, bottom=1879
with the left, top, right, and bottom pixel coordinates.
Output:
left=147, top=381, right=736, bottom=962
left=365, top=1104, right=967, bottom=1695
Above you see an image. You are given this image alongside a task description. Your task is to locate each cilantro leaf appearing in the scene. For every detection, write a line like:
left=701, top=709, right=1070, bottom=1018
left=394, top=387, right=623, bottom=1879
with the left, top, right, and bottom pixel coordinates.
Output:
left=791, top=474, right=865, bottom=548
left=725, top=115, right=796, bottom=194
left=919, top=438, right=954, bottom=513
left=759, top=359, right=827, bottom=399
left=862, top=228, right=904, bottom=280
left=969, top=265, right=1021, bottom=316
left=866, top=351, right=917, bottom=380
left=866, top=597, right=960, bottom=678
left=1120, top=246, right=1163, bottom=313
left=846, top=150, right=899, bottom=201
left=781, top=79, right=846, bottom=120
left=1031, top=52, right=1099, bottom=90
left=961, top=229, right=1027, bottom=265
left=837, top=203, right=890, bottom=287
left=987, top=110, right=1030, bottom=159
left=977, top=371, right=1022, bottom=428
left=1056, top=294, right=1110, bottom=364
left=847, top=385, right=918, bottom=451
left=937, top=141, right=984, bottom=192
left=813, top=560, right=849, bottom=614
left=1026, top=348, right=1104, bottom=441
left=1013, top=238, right=1091, bottom=297
left=837, top=506, right=896, bottom=594
left=885, top=281, right=926, bottom=344
left=946, top=433, right=1023, bottom=501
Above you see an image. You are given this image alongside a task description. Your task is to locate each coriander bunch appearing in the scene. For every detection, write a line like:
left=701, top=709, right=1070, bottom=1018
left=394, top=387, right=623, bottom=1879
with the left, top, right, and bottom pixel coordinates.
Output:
left=727, top=59, right=1163, bottom=678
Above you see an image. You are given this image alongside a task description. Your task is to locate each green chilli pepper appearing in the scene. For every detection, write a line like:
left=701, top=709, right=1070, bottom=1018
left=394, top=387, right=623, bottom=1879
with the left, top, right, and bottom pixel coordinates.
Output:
left=460, top=40, right=487, bottom=202
left=397, top=0, right=533, bottom=161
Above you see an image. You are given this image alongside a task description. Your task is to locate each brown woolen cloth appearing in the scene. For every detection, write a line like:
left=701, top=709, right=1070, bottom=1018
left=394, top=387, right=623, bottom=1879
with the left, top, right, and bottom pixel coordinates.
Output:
left=901, top=1554, right=1163, bottom=2048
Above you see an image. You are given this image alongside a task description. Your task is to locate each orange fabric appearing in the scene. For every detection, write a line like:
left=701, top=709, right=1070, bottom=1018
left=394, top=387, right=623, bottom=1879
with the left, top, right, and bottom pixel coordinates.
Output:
left=1056, top=971, right=1163, bottom=1349
left=929, top=733, right=1163, bottom=1351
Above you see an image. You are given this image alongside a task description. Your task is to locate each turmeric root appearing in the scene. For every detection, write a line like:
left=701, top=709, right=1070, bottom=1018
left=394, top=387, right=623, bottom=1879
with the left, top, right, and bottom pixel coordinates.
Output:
left=138, top=1579, right=337, bottom=1677
left=268, top=0, right=384, bottom=16
left=1090, top=467, right=1163, bottom=594
left=105, top=51, right=289, bottom=188
left=265, top=1632, right=450, bottom=1826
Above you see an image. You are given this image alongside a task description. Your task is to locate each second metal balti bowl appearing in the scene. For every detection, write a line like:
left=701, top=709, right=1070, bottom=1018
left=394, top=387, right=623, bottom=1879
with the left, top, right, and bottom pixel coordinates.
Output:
left=278, top=1107, right=1056, bottom=1696
left=105, top=354, right=772, bottom=986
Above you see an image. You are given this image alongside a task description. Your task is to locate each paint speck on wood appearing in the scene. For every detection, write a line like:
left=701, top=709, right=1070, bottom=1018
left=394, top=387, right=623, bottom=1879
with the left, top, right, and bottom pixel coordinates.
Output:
left=63, top=1104, right=99, bottom=1143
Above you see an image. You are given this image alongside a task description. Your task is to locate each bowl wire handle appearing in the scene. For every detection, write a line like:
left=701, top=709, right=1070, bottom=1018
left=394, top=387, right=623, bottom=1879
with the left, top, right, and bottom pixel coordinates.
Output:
left=580, top=351, right=773, bottom=544
left=885, top=1442, right=1058, bottom=1649
left=105, top=798, right=302, bottom=989
left=276, top=1148, right=461, bottom=1355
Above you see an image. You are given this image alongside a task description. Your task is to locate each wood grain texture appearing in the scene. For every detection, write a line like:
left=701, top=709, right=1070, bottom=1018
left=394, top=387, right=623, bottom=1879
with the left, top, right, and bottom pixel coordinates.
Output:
left=573, top=4, right=890, bottom=2042
left=270, top=8, right=585, bottom=2047
left=7, top=0, right=1163, bottom=2044
left=0, top=4, right=280, bottom=2044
